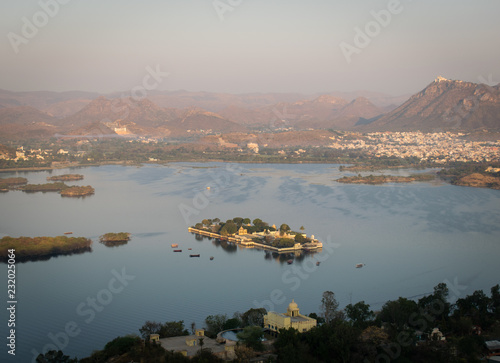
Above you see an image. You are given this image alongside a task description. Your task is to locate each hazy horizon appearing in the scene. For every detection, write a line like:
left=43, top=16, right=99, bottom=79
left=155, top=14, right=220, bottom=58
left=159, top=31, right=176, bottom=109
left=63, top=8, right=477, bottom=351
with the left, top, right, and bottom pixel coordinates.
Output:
left=1, top=0, right=499, bottom=96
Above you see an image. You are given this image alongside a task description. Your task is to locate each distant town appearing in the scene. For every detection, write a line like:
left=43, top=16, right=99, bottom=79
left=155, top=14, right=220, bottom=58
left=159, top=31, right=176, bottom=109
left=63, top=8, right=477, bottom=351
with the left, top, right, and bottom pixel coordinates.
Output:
left=1, top=131, right=499, bottom=166
left=329, top=131, right=500, bottom=164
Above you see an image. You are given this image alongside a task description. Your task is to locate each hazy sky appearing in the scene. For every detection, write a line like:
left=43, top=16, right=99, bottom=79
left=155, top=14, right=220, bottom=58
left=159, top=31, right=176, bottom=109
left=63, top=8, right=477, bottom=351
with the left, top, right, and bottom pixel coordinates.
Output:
left=1, top=0, right=499, bottom=96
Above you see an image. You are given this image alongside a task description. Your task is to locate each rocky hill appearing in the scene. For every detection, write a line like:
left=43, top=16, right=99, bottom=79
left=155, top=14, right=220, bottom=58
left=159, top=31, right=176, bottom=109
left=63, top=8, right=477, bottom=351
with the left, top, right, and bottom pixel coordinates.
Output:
left=0, top=106, right=58, bottom=140
left=1, top=78, right=499, bottom=140
left=362, top=76, right=500, bottom=132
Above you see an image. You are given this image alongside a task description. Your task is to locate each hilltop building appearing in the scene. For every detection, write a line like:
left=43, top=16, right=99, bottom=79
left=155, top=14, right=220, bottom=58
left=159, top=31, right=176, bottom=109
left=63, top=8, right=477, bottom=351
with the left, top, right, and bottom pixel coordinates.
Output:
left=264, top=300, right=317, bottom=334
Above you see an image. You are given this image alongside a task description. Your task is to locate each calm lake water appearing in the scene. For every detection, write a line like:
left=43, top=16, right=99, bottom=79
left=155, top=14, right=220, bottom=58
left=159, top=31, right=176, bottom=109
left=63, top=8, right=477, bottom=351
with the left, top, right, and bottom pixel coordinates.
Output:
left=1, top=162, right=500, bottom=362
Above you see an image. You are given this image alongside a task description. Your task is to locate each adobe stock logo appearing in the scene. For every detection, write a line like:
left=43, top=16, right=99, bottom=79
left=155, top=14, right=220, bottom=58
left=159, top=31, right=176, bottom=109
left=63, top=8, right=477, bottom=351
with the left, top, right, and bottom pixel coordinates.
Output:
left=339, top=0, right=408, bottom=64
left=7, top=0, right=72, bottom=55
left=212, top=0, right=244, bottom=21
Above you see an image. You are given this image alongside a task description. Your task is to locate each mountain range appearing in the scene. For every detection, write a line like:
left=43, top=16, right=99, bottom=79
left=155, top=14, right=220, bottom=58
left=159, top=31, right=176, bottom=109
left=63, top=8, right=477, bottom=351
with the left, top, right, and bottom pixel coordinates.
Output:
left=0, top=77, right=499, bottom=141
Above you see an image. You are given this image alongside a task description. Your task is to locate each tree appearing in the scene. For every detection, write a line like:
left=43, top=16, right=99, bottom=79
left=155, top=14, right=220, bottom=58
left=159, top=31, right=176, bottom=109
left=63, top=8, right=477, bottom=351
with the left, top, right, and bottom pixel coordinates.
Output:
left=454, top=290, right=492, bottom=328
left=345, top=301, right=374, bottom=329
left=159, top=320, right=189, bottom=337
left=36, top=350, right=77, bottom=363
left=234, top=345, right=256, bottom=362
left=304, top=320, right=359, bottom=363
left=300, top=226, right=305, bottom=232
left=252, top=218, right=263, bottom=226
left=241, top=308, right=267, bottom=327
left=205, top=314, right=228, bottom=334
left=490, top=284, right=500, bottom=319
left=102, top=335, right=142, bottom=360
left=242, top=218, right=251, bottom=225
left=272, top=238, right=295, bottom=248
left=418, top=283, right=450, bottom=324
left=232, top=217, right=243, bottom=226
left=279, top=224, right=290, bottom=235
left=236, top=326, right=264, bottom=351
left=220, top=222, right=237, bottom=236
left=191, top=347, right=224, bottom=363
left=378, top=297, right=418, bottom=331
left=139, top=320, right=163, bottom=339
left=139, top=320, right=187, bottom=339
left=273, top=328, right=307, bottom=363
left=223, top=317, right=241, bottom=330
left=294, top=233, right=305, bottom=243
left=320, top=291, right=339, bottom=324
left=308, top=312, right=325, bottom=325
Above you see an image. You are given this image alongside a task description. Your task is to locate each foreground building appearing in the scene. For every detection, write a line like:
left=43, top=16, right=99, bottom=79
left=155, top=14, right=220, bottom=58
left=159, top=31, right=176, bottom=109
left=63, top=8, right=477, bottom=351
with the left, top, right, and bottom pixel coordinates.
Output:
left=264, top=300, right=317, bottom=334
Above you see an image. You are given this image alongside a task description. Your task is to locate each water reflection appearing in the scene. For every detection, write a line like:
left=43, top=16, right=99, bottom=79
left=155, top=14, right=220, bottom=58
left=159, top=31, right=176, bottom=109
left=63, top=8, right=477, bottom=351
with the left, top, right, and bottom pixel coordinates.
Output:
left=211, top=238, right=237, bottom=253
left=100, top=240, right=128, bottom=248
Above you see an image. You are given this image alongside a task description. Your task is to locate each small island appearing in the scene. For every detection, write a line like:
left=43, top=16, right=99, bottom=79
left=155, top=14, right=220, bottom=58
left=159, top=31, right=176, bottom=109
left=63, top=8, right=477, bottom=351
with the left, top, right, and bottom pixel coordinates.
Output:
left=0, top=177, right=28, bottom=192
left=336, top=173, right=435, bottom=185
left=0, top=236, right=92, bottom=262
left=189, top=217, right=322, bottom=253
left=47, top=174, right=84, bottom=181
left=99, top=232, right=131, bottom=247
left=19, top=182, right=68, bottom=192
left=60, top=185, right=95, bottom=197
left=17, top=182, right=95, bottom=196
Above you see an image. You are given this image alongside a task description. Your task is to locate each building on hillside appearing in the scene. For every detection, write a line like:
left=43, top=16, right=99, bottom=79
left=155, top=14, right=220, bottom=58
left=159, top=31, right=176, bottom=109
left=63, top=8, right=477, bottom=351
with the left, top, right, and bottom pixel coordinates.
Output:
left=264, top=300, right=316, bottom=334
left=159, top=329, right=235, bottom=360
left=237, top=226, right=248, bottom=235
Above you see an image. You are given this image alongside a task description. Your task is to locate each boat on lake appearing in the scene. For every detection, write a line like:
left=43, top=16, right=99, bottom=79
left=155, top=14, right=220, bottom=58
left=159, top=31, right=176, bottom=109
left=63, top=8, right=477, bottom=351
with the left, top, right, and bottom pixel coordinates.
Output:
left=64, top=232, right=73, bottom=235
left=287, top=259, right=293, bottom=265
left=190, top=254, right=200, bottom=257
left=171, top=244, right=178, bottom=248
left=173, top=249, right=182, bottom=252
left=210, top=256, right=214, bottom=260
left=316, top=261, right=320, bottom=266
left=356, top=263, right=365, bottom=268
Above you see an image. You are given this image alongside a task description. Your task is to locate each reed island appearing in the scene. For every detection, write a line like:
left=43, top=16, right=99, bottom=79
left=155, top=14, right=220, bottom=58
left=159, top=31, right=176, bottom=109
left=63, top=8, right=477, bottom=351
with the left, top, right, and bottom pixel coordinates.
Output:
left=0, top=236, right=92, bottom=262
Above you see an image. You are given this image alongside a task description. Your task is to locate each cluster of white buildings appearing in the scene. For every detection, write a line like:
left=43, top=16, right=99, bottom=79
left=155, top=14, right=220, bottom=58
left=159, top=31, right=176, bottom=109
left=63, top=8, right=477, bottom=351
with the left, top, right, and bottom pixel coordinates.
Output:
left=329, top=132, right=500, bottom=163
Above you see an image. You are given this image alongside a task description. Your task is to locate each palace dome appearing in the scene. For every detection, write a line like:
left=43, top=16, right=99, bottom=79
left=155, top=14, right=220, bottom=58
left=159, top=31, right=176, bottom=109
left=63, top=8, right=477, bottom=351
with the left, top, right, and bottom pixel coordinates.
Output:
left=288, top=299, right=299, bottom=311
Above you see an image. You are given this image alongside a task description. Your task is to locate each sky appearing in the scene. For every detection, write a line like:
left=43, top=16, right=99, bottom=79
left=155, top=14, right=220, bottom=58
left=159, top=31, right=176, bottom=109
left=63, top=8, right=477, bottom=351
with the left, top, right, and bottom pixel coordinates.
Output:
left=1, top=0, right=499, bottom=96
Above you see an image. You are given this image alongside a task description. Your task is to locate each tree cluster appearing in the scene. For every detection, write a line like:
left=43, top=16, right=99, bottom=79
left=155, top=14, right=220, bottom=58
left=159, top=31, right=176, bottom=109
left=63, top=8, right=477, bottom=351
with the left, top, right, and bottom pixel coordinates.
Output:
left=274, top=284, right=500, bottom=362
left=138, top=320, right=189, bottom=340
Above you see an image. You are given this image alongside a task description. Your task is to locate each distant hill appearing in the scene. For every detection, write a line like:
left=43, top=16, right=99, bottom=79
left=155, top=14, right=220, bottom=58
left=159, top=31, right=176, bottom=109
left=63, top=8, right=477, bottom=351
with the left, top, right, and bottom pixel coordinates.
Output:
left=362, top=76, right=500, bottom=132
left=169, top=108, right=247, bottom=133
left=66, top=121, right=118, bottom=138
left=295, top=96, right=384, bottom=130
left=0, top=106, right=56, bottom=125
left=0, top=106, right=58, bottom=140
left=60, top=96, right=177, bottom=130
left=42, top=99, right=92, bottom=118
left=1, top=79, right=499, bottom=140
left=60, top=97, right=245, bottom=137
left=0, top=89, right=98, bottom=110
left=145, top=90, right=309, bottom=112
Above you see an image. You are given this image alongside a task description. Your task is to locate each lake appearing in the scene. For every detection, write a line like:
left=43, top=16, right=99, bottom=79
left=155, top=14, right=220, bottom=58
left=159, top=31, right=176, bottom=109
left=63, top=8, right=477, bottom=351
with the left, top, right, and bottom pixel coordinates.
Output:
left=1, top=162, right=499, bottom=362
